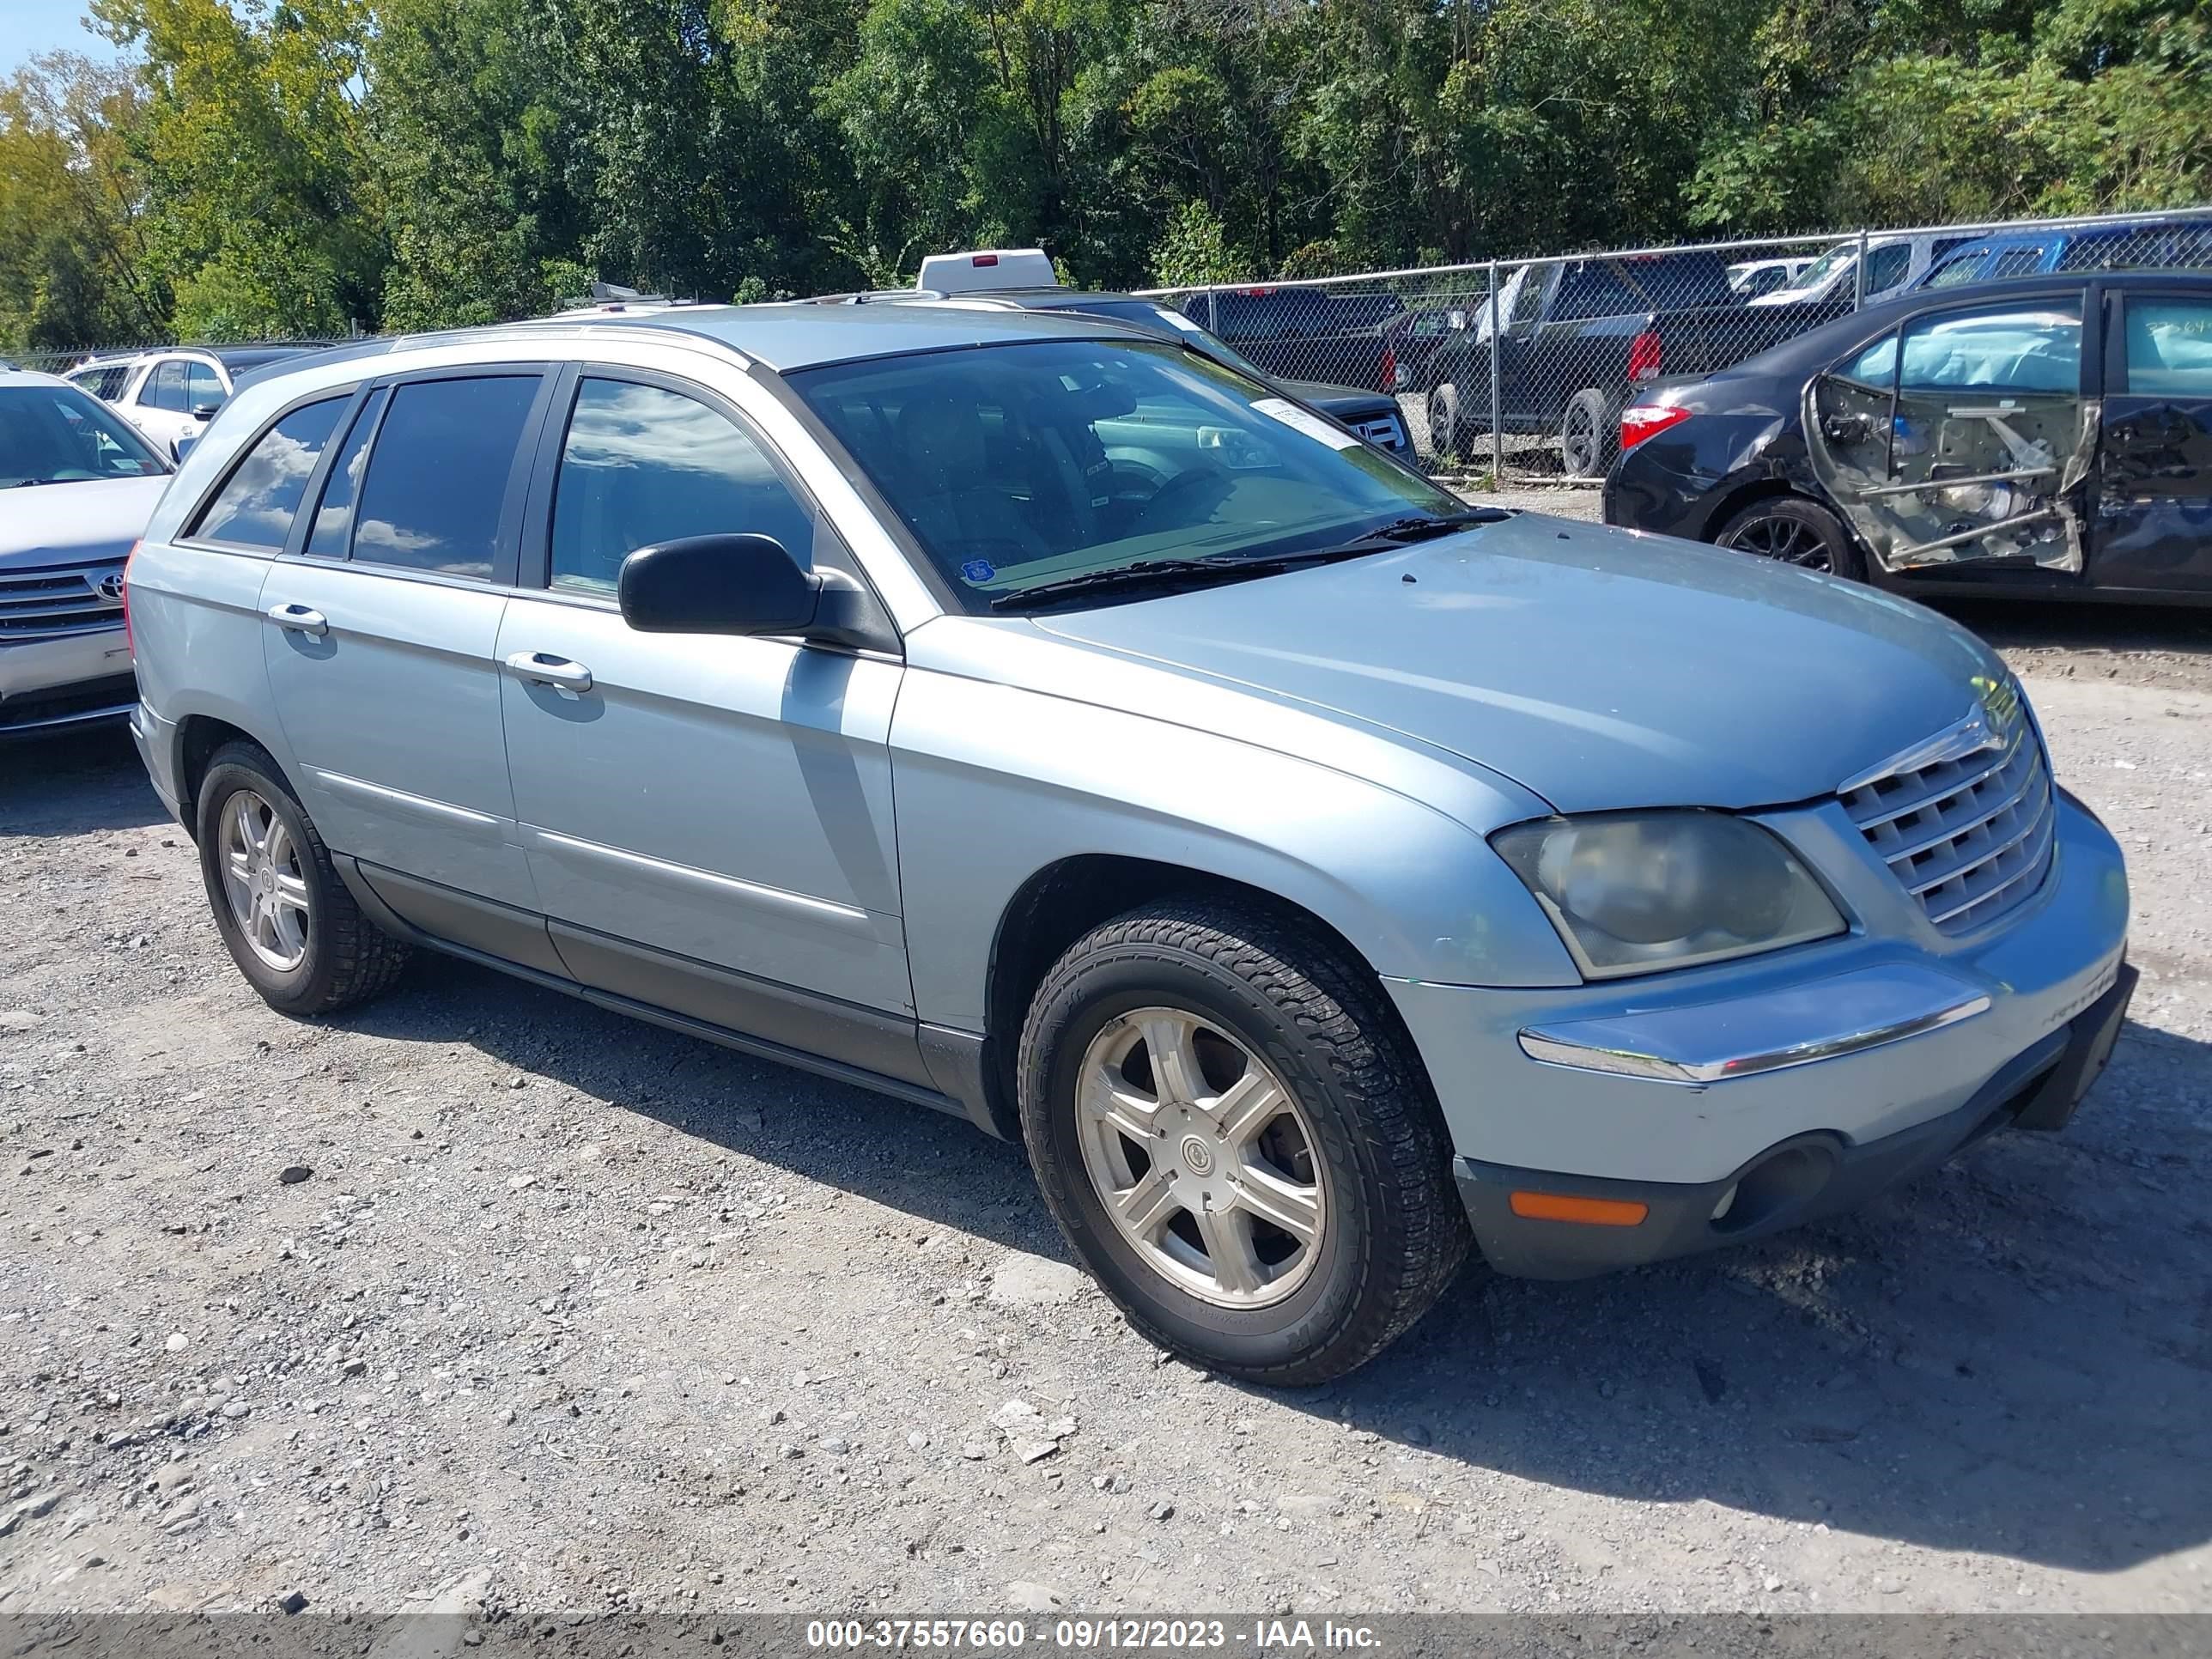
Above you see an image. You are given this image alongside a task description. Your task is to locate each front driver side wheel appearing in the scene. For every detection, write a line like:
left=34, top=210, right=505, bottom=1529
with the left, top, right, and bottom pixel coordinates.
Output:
left=1018, top=899, right=1472, bottom=1385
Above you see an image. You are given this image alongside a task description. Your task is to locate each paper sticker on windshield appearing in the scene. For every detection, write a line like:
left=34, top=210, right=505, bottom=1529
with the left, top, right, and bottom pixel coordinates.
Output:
left=1159, top=308, right=1206, bottom=334
left=960, top=558, right=997, bottom=585
left=1252, top=397, right=1361, bottom=451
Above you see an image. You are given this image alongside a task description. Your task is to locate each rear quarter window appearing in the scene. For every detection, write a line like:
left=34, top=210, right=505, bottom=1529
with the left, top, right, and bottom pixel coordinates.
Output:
left=191, top=397, right=349, bottom=550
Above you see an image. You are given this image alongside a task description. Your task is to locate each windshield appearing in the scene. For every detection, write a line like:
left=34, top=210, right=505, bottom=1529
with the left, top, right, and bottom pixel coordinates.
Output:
left=0, top=384, right=169, bottom=487
left=1771, top=242, right=1870, bottom=297
left=791, top=340, right=1462, bottom=611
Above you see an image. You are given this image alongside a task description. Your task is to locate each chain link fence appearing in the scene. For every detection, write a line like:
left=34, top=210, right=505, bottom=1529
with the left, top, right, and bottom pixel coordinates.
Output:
left=1142, top=207, right=2212, bottom=483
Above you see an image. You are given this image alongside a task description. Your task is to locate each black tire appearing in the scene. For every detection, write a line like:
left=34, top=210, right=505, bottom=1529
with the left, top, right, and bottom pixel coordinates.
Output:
left=1017, top=898, right=1472, bottom=1386
left=1712, top=494, right=1867, bottom=580
left=1559, top=388, right=1613, bottom=479
left=195, top=742, right=410, bottom=1016
left=1426, top=382, right=1475, bottom=465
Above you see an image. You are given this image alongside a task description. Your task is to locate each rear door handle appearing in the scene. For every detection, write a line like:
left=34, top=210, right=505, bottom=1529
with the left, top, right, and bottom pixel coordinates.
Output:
left=265, top=603, right=327, bottom=637
left=504, top=651, right=593, bottom=694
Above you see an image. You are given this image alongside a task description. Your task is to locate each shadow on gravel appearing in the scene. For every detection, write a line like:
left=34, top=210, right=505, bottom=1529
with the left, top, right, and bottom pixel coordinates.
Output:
left=1304, top=1022, right=2212, bottom=1577
left=1, top=724, right=167, bottom=837
left=346, top=953, right=1054, bottom=1255
left=356, top=939, right=2212, bottom=1578
left=1939, top=596, right=2212, bottom=659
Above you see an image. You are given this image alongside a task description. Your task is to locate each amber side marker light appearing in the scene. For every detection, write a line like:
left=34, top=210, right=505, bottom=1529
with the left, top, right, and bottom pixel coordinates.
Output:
left=1509, top=1191, right=1650, bottom=1227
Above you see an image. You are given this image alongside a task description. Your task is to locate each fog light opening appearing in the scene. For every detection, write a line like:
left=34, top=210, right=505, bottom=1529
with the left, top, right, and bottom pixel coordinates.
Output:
left=1711, top=1143, right=1832, bottom=1235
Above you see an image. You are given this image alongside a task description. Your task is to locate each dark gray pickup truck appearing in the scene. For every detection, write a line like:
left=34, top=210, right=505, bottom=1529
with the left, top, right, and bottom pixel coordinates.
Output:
left=1418, top=251, right=1850, bottom=477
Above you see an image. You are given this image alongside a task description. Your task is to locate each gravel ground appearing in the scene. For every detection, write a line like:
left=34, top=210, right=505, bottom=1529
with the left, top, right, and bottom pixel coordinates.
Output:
left=2, top=597, right=2209, bottom=1623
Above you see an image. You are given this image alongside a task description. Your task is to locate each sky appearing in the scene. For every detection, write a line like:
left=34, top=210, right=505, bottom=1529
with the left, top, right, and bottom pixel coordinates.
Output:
left=2, top=0, right=119, bottom=76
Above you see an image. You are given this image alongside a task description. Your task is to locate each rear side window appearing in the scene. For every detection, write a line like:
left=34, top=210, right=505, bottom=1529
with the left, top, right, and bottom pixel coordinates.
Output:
left=305, top=386, right=388, bottom=559
left=1990, top=246, right=2045, bottom=278
left=191, top=398, right=349, bottom=549
left=1899, top=301, right=2081, bottom=393
left=1552, top=262, right=1642, bottom=321
left=186, top=361, right=226, bottom=414
left=1864, top=243, right=1913, bottom=295
left=2123, top=298, right=2212, bottom=396
left=549, top=378, right=814, bottom=596
left=351, top=376, right=538, bottom=581
left=143, top=359, right=189, bottom=411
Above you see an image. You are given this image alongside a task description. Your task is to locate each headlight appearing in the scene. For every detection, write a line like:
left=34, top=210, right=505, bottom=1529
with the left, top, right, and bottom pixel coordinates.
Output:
left=1492, top=811, right=1844, bottom=979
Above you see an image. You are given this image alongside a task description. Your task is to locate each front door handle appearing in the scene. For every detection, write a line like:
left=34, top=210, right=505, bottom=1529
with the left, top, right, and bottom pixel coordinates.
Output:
left=504, top=651, right=593, bottom=694
left=266, top=603, right=327, bottom=637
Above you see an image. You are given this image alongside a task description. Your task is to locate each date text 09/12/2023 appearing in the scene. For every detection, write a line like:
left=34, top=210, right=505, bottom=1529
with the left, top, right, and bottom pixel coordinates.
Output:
left=804, top=1617, right=1384, bottom=1652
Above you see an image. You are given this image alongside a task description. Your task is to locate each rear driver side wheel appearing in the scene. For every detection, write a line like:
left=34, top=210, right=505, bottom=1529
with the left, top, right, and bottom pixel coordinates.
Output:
left=1559, top=389, right=1613, bottom=479
left=1712, top=495, right=1866, bottom=580
left=196, top=743, right=410, bottom=1016
left=1426, top=382, right=1475, bottom=464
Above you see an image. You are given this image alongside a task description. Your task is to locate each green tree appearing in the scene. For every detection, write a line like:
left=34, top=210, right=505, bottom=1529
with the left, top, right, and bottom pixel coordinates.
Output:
left=0, top=53, right=166, bottom=349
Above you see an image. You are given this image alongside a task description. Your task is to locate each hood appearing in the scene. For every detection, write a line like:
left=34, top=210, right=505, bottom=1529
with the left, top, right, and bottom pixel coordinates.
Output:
left=1031, top=518, right=2003, bottom=814
left=0, top=475, right=167, bottom=570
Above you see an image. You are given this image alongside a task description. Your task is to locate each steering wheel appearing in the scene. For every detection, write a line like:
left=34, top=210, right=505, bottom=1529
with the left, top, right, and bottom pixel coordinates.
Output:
left=1132, top=465, right=1227, bottom=528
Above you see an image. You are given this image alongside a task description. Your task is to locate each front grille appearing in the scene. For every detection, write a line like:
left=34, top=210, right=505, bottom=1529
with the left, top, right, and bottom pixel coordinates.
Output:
left=1354, top=414, right=1407, bottom=451
left=0, top=561, right=126, bottom=642
left=1842, top=710, right=2056, bottom=936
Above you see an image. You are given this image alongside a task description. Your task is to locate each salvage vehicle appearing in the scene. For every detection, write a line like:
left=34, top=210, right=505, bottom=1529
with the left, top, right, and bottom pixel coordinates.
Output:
left=1, top=369, right=169, bottom=737
left=1605, top=270, right=2212, bottom=604
left=1417, top=249, right=1849, bottom=477
left=126, top=304, right=2132, bottom=1382
left=796, top=250, right=1413, bottom=458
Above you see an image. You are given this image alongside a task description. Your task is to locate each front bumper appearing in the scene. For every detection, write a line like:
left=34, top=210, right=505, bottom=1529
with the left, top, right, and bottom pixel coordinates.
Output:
left=0, top=626, right=137, bottom=738
left=1459, top=960, right=2134, bottom=1278
left=1386, top=788, right=2130, bottom=1277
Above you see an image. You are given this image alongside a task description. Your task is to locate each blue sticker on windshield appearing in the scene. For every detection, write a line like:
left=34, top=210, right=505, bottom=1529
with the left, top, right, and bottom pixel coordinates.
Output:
left=960, top=559, right=997, bottom=584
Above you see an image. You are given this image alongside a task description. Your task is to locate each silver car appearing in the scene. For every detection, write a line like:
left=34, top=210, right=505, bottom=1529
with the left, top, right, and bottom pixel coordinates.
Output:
left=2, top=369, right=171, bottom=737
left=125, top=307, right=2132, bottom=1382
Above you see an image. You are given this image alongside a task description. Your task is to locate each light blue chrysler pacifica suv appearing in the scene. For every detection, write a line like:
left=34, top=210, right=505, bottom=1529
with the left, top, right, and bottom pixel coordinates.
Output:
left=123, top=304, right=2132, bottom=1383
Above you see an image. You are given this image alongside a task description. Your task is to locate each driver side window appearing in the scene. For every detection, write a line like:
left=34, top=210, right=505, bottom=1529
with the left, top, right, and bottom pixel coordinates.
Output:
left=549, top=378, right=815, bottom=597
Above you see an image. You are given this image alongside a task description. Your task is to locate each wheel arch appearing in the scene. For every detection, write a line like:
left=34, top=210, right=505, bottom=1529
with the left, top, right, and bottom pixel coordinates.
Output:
left=981, top=855, right=1413, bottom=1146
left=173, top=711, right=295, bottom=838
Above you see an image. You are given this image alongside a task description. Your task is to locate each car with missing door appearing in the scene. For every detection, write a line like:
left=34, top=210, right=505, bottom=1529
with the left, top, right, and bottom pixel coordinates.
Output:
left=1605, top=270, right=2212, bottom=604
left=2, top=368, right=170, bottom=737
left=126, top=304, right=2131, bottom=1383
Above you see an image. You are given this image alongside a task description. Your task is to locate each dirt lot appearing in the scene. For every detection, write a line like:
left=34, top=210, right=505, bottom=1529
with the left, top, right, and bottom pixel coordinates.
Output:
left=3, top=575, right=2209, bottom=1623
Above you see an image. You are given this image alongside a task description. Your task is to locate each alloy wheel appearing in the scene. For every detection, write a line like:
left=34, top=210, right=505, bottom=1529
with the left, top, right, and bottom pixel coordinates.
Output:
left=1074, top=1006, right=1326, bottom=1309
left=219, top=789, right=311, bottom=973
left=1720, top=511, right=1834, bottom=571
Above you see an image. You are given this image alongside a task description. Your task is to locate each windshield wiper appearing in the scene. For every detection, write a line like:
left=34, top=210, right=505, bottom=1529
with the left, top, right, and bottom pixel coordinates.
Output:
left=1364, top=507, right=1513, bottom=542
left=989, top=547, right=1383, bottom=612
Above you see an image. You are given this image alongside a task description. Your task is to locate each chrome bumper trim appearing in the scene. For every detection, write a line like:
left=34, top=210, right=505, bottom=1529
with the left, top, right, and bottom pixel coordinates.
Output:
left=1516, top=963, right=1993, bottom=1086
left=0, top=697, right=138, bottom=738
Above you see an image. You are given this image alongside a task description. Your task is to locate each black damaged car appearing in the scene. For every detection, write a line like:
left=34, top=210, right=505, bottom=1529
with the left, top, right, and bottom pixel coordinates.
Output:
left=1603, top=270, right=2212, bottom=604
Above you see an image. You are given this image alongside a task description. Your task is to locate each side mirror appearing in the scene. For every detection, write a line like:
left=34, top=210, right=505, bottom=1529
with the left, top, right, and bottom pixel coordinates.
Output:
left=173, top=435, right=198, bottom=462
left=617, top=532, right=875, bottom=647
left=190, top=401, right=222, bottom=421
